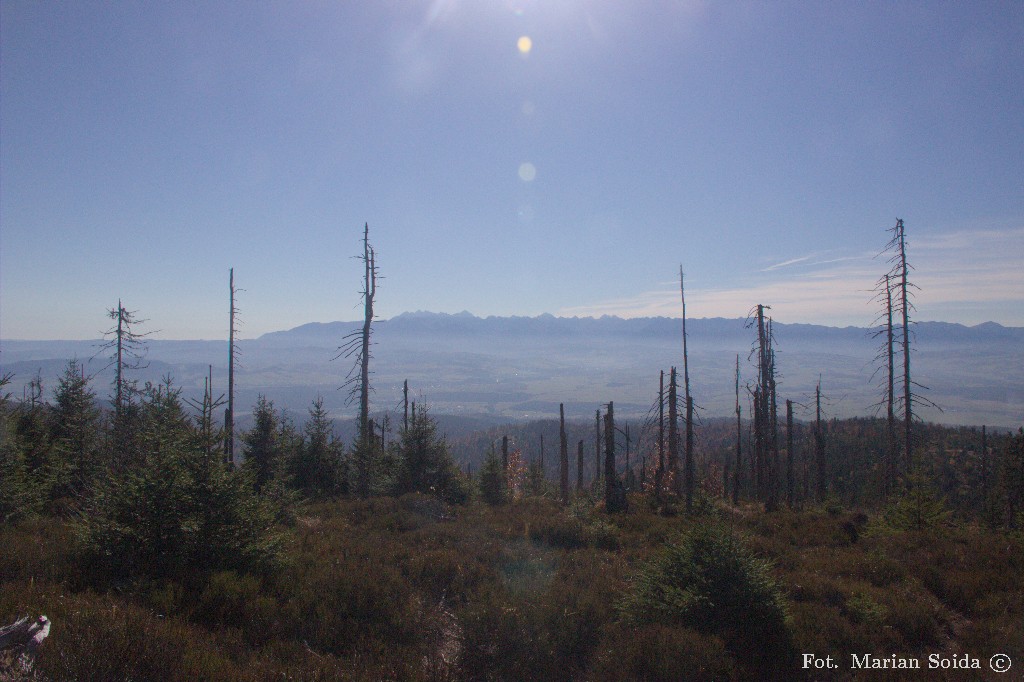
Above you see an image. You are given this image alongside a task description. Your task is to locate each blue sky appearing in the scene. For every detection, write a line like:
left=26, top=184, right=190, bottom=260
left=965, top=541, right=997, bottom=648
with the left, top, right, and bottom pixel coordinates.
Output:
left=2, top=0, right=1022, bottom=340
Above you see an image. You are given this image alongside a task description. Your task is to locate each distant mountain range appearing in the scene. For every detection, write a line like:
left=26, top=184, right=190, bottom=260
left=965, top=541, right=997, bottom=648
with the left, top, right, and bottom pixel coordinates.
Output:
left=3, top=312, right=1022, bottom=429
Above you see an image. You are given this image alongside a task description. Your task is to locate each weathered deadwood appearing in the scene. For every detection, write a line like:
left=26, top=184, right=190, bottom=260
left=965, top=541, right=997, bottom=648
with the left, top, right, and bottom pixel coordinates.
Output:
left=0, top=615, right=49, bottom=652
left=0, top=615, right=50, bottom=674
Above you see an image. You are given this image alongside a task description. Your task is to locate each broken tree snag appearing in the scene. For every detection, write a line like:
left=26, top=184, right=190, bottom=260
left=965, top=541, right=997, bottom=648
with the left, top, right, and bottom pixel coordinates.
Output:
left=680, top=267, right=695, bottom=513
left=733, top=354, right=742, bottom=506
left=786, top=398, right=794, bottom=509
left=604, top=402, right=615, bottom=509
left=816, top=379, right=826, bottom=502
left=668, top=367, right=679, bottom=496
left=577, top=439, right=584, bottom=491
left=226, top=267, right=238, bottom=465
left=0, top=615, right=50, bottom=672
left=559, top=403, right=569, bottom=504
left=657, top=369, right=665, bottom=502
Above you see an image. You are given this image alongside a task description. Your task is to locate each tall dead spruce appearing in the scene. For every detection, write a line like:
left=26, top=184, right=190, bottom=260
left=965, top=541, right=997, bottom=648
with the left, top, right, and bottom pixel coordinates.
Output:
left=870, top=271, right=897, bottom=496
left=668, top=367, right=679, bottom=496
left=680, top=267, right=695, bottom=513
left=733, top=354, right=742, bottom=505
left=98, top=300, right=152, bottom=422
left=749, top=304, right=780, bottom=511
left=97, top=300, right=152, bottom=463
left=815, top=377, right=826, bottom=501
left=559, top=403, right=569, bottom=505
left=337, top=223, right=379, bottom=497
left=882, top=218, right=937, bottom=483
left=225, top=268, right=240, bottom=465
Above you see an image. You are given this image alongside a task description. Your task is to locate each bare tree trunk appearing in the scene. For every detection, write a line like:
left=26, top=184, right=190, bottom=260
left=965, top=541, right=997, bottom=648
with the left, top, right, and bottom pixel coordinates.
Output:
left=115, top=299, right=124, bottom=419
left=359, top=225, right=375, bottom=445
left=767, top=328, right=780, bottom=512
left=754, top=386, right=763, bottom=502
left=559, top=403, right=569, bottom=505
left=816, top=379, right=826, bottom=502
left=896, top=219, right=913, bottom=479
left=680, top=267, right=695, bottom=512
left=226, top=269, right=237, bottom=465
left=786, top=398, right=794, bottom=508
left=755, top=305, right=770, bottom=504
left=403, top=379, right=409, bottom=432
left=540, top=434, right=545, bottom=475
left=884, top=273, right=896, bottom=492
left=604, top=402, right=615, bottom=509
left=337, top=224, right=378, bottom=497
left=657, top=369, right=665, bottom=503
left=594, top=409, right=601, bottom=486
left=733, top=354, right=742, bottom=505
left=685, top=396, right=694, bottom=512
left=624, top=423, right=631, bottom=489
left=502, top=435, right=509, bottom=472
left=577, top=439, right=584, bottom=491
left=668, top=367, right=679, bottom=496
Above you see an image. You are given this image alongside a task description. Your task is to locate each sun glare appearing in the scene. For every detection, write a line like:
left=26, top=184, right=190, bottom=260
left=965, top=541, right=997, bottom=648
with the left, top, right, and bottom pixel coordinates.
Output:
left=517, top=35, right=532, bottom=55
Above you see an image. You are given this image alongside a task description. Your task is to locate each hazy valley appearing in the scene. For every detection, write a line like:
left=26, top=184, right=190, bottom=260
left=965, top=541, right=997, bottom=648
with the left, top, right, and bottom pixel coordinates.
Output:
left=4, top=312, right=1022, bottom=431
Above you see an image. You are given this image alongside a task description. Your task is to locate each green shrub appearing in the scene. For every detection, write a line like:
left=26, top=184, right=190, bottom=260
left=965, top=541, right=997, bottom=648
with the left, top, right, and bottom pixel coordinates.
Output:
left=620, top=522, right=795, bottom=670
left=478, top=445, right=507, bottom=506
left=76, top=383, right=282, bottom=583
left=883, top=472, right=952, bottom=531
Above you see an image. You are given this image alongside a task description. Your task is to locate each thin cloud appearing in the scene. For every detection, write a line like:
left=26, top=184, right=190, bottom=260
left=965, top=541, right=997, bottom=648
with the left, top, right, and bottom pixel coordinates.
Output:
left=559, top=226, right=1024, bottom=326
left=761, top=254, right=815, bottom=272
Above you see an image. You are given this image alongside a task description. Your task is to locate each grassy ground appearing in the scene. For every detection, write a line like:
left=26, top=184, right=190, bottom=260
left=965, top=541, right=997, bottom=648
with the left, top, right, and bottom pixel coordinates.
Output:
left=2, top=493, right=1021, bottom=681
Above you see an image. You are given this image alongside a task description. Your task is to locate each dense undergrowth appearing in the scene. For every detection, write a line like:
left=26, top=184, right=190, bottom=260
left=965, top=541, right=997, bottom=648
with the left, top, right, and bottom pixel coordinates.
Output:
left=2, top=493, right=1022, bottom=681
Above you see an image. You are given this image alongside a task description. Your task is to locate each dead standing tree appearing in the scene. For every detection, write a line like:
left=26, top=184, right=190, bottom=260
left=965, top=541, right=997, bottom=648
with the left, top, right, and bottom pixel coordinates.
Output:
left=667, top=367, right=679, bottom=497
left=767, top=317, right=780, bottom=512
left=96, top=300, right=153, bottom=465
left=337, top=223, right=379, bottom=497
left=870, top=271, right=898, bottom=497
left=186, top=365, right=226, bottom=461
left=733, top=354, right=742, bottom=505
left=883, top=218, right=939, bottom=486
left=786, top=398, right=794, bottom=508
left=815, top=377, right=826, bottom=502
left=225, top=268, right=241, bottom=465
left=97, top=300, right=152, bottom=421
left=603, top=401, right=626, bottom=512
left=576, top=439, right=584, bottom=492
left=559, top=403, right=569, bottom=505
left=679, top=267, right=695, bottom=513
left=747, top=304, right=779, bottom=511
left=655, top=370, right=665, bottom=503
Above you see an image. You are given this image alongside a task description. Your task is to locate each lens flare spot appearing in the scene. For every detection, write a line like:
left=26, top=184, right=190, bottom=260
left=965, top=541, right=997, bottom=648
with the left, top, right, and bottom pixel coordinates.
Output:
left=518, top=162, right=536, bottom=182
left=517, top=35, right=532, bottom=55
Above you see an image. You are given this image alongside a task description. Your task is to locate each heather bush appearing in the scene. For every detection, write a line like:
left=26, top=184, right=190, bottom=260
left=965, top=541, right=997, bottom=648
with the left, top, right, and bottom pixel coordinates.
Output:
left=590, top=623, right=736, bottom=682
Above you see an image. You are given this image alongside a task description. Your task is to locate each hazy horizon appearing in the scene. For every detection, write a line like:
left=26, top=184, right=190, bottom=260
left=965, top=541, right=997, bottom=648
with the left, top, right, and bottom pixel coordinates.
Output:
left=2, top=308, right=1022, bottom=343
